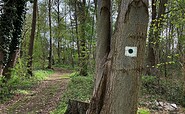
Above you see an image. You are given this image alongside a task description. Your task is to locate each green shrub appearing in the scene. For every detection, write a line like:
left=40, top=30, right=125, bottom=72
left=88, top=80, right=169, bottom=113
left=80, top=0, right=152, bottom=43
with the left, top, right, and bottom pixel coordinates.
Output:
left=141, top=76, right=159, bottom=94
left=0, top=76, right=12, bottom=102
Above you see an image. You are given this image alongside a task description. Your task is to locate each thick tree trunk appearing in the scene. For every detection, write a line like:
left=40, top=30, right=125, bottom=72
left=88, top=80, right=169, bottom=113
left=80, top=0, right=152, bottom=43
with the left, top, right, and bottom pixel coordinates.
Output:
left=27, top=0, right=37, bottom=76
left=3, top=50, right=20, bottom=78
left=1, top=0, right=27, bottom=78
left=88, top=0, right=149, bottom=114
left=95, top=0, right=111, bottom=87
left=0, top=0, right=15, bottom=76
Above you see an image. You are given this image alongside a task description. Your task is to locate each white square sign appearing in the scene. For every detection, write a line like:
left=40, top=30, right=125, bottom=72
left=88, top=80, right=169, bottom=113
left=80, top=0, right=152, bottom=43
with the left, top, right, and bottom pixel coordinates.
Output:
left=125, top=46, right=137, bottom=57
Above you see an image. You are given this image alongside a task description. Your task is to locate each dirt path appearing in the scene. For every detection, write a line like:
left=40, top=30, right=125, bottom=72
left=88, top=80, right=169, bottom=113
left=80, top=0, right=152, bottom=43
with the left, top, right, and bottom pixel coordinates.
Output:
left=0, top=68, right=71, bottom=114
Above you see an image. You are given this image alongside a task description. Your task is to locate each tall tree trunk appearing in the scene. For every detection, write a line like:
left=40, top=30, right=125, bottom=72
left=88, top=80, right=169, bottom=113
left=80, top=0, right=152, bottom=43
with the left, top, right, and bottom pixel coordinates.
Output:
left=79, top=0, right=88, bottom=76
left=88, top=0, right=149, bottom=114
left=48, top=0, right=53, bottom=69
left=89, top=12, right=95, bottom=69
left=146, top=0, right=156, bottom=75
left=27, top=0, right=37, bottom=76
left=147, top=0, right=168, bottom=75
left=1, top=0, right=27, bottom=78
left=74, top=1, right=80, bottom=65
left=57, top=0, right=61, bottom=64
left=87, top=0, right=111, bottom=113
left=94, top=0, right=111, bottom=90
left=69, top=7, right=75, bottom=68
left=0, top=0, right=16, bottom=76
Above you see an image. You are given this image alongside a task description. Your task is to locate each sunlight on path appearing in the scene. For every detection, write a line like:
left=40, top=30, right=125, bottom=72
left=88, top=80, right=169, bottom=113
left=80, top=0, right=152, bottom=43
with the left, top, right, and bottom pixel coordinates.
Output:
left=0, top=68, right=71, bottom=114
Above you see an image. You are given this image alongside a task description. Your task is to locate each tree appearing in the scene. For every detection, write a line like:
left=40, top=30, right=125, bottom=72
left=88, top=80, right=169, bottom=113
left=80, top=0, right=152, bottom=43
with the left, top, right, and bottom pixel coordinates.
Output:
left=0, top=0, right=27, bottom=79
left=94, top=0, right=111, bottom=91
left=78, top=0, right=88, bottom=76
left=74, top=1, right=80, bottom=62
left=48, top=0, right=53, bottom=69
left=27, top=0, right=37, bottom=76
left=56, top=0, right=61, bottom=64
left=146, top=0, right=168, bottom=75
left=88, top=0, right=149, bottom=113
left=0, top=0, right=16, bottom=76
left=37, top=0, right=49, bottom=69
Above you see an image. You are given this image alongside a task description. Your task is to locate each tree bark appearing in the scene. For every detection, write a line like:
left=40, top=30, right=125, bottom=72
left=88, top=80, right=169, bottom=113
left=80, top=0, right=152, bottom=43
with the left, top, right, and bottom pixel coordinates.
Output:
left=64, top=100, right=89, bottom=114
left=88, top=0, right=149, bottom=114
left=27, top=0, right=37, bottom=76
left=95, top=0, right=111, bottom=88
left=1, top=0, right=27, bottom=78
left=78, top=0, right=88, bottom=76
left=0, top=0, right=16, bottom=76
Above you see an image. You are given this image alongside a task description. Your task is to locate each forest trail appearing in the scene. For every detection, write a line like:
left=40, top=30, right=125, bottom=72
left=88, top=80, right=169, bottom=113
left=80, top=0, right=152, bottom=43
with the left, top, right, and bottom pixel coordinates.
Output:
left=0, top=68, right=71, bottom=114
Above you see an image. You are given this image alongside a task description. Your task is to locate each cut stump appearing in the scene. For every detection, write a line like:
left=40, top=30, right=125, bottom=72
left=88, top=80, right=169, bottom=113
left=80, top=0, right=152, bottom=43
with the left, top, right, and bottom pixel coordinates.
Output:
left=64, top=99, right=89, bottom=114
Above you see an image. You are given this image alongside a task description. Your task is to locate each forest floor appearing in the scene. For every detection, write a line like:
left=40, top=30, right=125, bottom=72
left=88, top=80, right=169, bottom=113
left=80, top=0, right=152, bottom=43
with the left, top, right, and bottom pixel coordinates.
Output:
left=1, top=68, right=185, bottom=114
left=138, top=96, right=185, bottom=114
left=0, top=68, right=72, bottom=114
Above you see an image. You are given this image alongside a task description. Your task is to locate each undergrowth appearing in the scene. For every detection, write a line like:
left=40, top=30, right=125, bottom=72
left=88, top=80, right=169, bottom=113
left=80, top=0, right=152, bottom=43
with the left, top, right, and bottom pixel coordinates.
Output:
left=52, top=74, right=185, bottom=113
left=51, top=72, right=94, bottom=114
left=0, top=69, right=53, bottom=103
left=141, top=76, right=185, bottom=106
left=54, top=64, right=77, bottom=70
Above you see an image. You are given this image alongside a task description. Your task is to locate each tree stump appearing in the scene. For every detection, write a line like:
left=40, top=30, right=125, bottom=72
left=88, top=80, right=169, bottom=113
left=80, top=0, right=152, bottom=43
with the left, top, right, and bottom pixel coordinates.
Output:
left=64, top=99, right=89, bottom=114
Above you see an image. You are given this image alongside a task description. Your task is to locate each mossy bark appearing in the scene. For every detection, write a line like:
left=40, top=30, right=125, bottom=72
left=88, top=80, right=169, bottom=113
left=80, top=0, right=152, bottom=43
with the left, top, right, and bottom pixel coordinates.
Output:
left=0, top=0, right=27, bottom=79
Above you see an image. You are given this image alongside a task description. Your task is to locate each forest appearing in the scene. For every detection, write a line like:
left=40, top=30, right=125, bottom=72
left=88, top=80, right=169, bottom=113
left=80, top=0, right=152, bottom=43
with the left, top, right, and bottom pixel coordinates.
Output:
left=0, top=0, right=185, bottom=114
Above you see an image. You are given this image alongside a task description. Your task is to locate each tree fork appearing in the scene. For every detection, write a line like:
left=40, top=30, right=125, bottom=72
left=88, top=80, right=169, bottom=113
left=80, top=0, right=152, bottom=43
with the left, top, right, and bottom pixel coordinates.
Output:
left=88, top=0, right=149, bottom=114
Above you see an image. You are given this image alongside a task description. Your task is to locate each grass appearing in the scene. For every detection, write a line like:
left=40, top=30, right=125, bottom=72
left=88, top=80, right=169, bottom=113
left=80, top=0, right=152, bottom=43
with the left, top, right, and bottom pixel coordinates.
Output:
left=0, top=69, right=54, bottom=103
left=33, top=70, right=54, bottom=80
left=13, top=70, right=53, bottom=90
left=60, top=73, right=71, bottom=79
left=51, top=72, right=94, bottom=114
left=51, top=74, right=185, bottom=113
left=15, top=89, right=31, bottom=95
left=137, top=108, right=150, bottom=114
left=2, top=69, right=182, bottom=113
left=13, top=70, right=54, bottom=95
